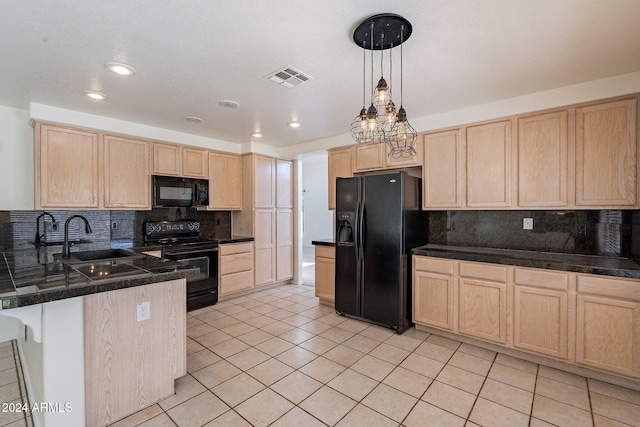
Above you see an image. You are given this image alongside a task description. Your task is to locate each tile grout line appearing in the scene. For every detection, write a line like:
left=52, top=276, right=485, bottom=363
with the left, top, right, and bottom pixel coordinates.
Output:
left=12, top=340, right=33, bottom=427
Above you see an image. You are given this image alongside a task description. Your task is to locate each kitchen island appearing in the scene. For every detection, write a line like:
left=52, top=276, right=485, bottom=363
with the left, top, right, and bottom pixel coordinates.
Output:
left=0, top=247, right=199, bottom=427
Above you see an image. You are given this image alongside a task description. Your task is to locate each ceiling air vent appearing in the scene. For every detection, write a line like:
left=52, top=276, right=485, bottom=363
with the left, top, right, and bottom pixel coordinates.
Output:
left=266, top=66, right=313, bottom=88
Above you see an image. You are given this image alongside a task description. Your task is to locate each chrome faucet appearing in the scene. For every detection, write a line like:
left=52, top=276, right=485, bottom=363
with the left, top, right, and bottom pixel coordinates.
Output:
left=62, top=215, right=93, bottom=258
left=34, top=212, right=57, bottom=246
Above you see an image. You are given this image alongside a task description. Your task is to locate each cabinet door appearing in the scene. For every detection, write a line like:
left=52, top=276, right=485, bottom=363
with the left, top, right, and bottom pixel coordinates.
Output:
left=276, top=159, right=293, bottom=209
left=182, top=147, right=207, bottom=178
left=386, top=136, right=422, bottom=168
left=254, top=209, right=275, bottom=286
left=576, top=98, right=637, bottom=207
left=103, top=135, right=151, bottom=209
left=576, top=295, right=640, bottom=378
left=513, top=268, right=569, bottom=359
left=328, top=147, right=353, bottom=210
left=37, top=124, right=101, bottom=209
left=354, top=144, right=385, bottom=171
left=208, top=152, right=242, bottom=210
left=254, top=155, right=275, bottom=208
left=423, top=130, right=464, bottom=209
left=276, top=209, right=293, bottom=281
left=315, top=246, right=335, bottom=301
left=153, top=142, right=181, bottom=176
left=518, top=111, right=569, bottom=207
left=414, top=270, right=456, bottom=331
left=466, top=120, right=512, bottom=208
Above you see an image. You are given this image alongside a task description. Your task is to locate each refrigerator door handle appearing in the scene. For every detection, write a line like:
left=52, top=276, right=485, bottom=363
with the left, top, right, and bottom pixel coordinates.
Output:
left=354, top=204, right=360, bottom=260
left=358, top=201, right=365, bottom=259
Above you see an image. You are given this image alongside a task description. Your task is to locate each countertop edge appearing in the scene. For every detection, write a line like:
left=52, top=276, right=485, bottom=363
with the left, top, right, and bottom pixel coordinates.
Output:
left=312, top=239, right=336, bottom=247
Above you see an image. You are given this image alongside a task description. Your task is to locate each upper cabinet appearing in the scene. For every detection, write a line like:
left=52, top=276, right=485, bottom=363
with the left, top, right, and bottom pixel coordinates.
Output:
left=328, top=147, right=353, bottom=210
left=207, top=152, right=242, bottom=210
left=354, top=144, right=385, bottom=171
left=103, top=135, right=151, bottom=209
left=576, top=98, right=637, bottom=207
left=153, top=142, right=207, bottom=178
left=254, top=155, right=276, bottom=209
left=423, top=129, right=464, bottom=208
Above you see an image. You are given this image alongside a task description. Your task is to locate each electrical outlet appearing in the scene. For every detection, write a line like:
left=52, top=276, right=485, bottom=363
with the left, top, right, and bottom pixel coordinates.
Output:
left=111, top=221, right=118, bottom=230
left=45, top=221, right=59, bottom=232
left=137, top=301, right=150, bottom=321
left=523, top=218, right=534, bottom=230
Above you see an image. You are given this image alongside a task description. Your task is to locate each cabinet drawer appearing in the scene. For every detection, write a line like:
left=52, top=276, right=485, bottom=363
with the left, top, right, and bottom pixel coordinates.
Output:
left=220, top=252, right=253, bottom=275
left=220, top=270, right=254, bottom=295
left=577, top=275, right=640, bottom=302
left=459, top=262, right=507, bottom=282
left=315, top=246, right=335, bottom=259
left=515, top=268, right=569, bottom=291
left=414, top=256, right=454, bottom=275
left=220, top=242, right=253, bottom=256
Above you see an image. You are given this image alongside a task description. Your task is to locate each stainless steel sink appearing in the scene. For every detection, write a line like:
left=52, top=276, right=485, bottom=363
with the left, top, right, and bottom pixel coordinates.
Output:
left=57, top=249, right=143, bottom=265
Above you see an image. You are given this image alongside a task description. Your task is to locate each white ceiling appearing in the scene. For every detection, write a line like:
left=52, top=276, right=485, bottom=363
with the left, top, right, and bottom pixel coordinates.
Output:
left=2, top=0, right=640, bottom=149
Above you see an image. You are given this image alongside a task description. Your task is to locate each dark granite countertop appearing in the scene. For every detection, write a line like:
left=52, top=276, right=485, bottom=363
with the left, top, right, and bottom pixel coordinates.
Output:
left=109, top=235, right=254, bottom=251
left=0, top=246, right=200, bottom=309
left=412, top=244, right=640, bottom=279
left=312, top=239, right=336, bottom=247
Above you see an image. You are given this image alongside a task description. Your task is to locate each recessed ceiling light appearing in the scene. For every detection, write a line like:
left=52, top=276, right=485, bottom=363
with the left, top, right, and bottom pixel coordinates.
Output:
left=83, top=90, right=108, bottom=100
left=105, top=62, right=136, bottom=76
left=287, top=122, right=301, bottom=128
left=185, top=116, right=203, bottom=123
left=218, top=100, right=240, bottom=109
left=251, top=132, right=262, bottom=138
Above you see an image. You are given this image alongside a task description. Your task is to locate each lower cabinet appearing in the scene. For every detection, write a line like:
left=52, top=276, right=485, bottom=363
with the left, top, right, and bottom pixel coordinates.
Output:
left=314, top=245, right=335, bottom=303
left=219, top=242, right=254, bottom=297
left=413, top=255, right=640, bottom=381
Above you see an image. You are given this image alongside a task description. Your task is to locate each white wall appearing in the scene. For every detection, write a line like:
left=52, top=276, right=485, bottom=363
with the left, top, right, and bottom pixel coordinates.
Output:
left=301, top=154, right=333, bottom=246
left=0, top=106, right=34, bottom=210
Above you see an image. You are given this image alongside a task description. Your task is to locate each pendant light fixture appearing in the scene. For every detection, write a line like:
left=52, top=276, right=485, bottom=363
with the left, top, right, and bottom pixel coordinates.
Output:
left=350, top=13, right=416, bottom=156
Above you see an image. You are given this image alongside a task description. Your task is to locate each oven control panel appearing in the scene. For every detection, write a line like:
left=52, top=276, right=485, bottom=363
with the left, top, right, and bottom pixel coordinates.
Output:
left=144, top=220, right=201, bottom=239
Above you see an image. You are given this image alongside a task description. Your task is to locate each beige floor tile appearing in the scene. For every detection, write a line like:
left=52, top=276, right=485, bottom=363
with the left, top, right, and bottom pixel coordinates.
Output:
left=278, top=328, right=316, bottom=345
left=192, top=308, right=226, bottom=322
left=276, top=346, right=319, bottom=369
left=400, top=353, right=445, bottom=378
left=589, top=379, right=640, bottom=405
left=538, top=365, right=587, bottom=389
left=186, top=349, right=221, bottom=373
left=235, top=389, right=295, bottom=427
left=230, top=308, right=261, bottom=321
left=479, top=378, right=533, bottom=415
left=159, top=375, right=207, bottom=411
left=166, top=391, right=229, bottom=427
left=488, top=362, right=537, bottom=392
left=369, top=343, right=410, bottom=365
left=426, top=334, right=461, bottom=350
left=361, top=383, right=418, bottom=422
left=383, top=334, right=422, bottom=352
left=0, top=381, right=21, bottom=402
left=529, top=418, right=557, bottom=427
left=532, top=394, right=593, bottom=427
left=404, top=401, right=465, bottom=427
left=220, top=321, right=256, bottom=337
left=208, top=337, right=250, bottom=359
left=337, top=318, right=371, bottom=334
left=448, top=350, right=493, bottom=376
left=0, top=366, right=18, bottom=387
left=244, top=314, right=277, bottom=328
left=590, top=392, right=640, bottom=426
left=300, top=320, right=338, bottom=335
left=299, top=386, right=357, bottom=426
left=254, top=337, right=295, bottom=357
left=186, top=338, right=205, bottom=355
left=103, top=404, right=164, bottom=427
left=271, top=371, right=323, bottom=404
left=271, top=407, right=326, bottom=427
left=320, top=326, right=355, bottom=343
left=494, top=353, right=538, bottom=374
left=457, top=342, right=497, bottom=361
left=413, top=341, right=456, bottom=363
left=186, top=316, right=204, bottom=329
left=350, top=354, right=396, bottom=382
left=299, top=356, right=347, bottom=384
left=592, top=414, right=634, bottom=427
left=211, top=372, right=265, bottom=407
left=328, top=369, right=379, bottom=401
left=195, top=330, right=232, bottom=348
left=422, top=380, right=476, bottom=418
left=359, top=325, right=396, bottom=342
left=246, top=358, right=295, bottom=386
left=318, top=313, right=348, bottom=326
left=535, top=376, right=590, bottom=410
left=401, top=328, right=431, bottom=341
left=323, top=345, right=366, bottom=368
left=336, top=404, right=398, bottom=427
left=436, top=364, right=486, bottom=395
left=281, top=314, right=313, bottom=327
left=383, top=366, right=433, bottom=398
left=226, top=347, right=271, bottom=371
left=236, top=328, right=274, bottom=346
left=191, top=360, right=242, bottom=389
left=138, top=413, right=176, bottom=427
left=469, top=398, right=530, bottom=427
left=269, top=308, right=298, bottom=320
left=216, top=304, right=246, bottom=315
left=186, top=322, right=217, bottom=338
left=299, top=336, right=339, bottom=355
left=208, top=315, right=241, bottom=329
left=258, top=320, right=294, bottom=335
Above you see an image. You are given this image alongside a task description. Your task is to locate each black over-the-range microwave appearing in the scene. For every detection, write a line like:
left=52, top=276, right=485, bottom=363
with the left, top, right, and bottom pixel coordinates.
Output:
left=152, top=175, right=209, bottom=208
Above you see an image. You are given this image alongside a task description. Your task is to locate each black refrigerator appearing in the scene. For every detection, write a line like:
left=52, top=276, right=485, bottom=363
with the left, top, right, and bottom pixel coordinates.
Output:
left=335, top=171, right=429, bottom=333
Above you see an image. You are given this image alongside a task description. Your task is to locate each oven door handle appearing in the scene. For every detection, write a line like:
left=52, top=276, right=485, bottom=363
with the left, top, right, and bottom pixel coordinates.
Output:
left=163, top=247, right=219, bottom=257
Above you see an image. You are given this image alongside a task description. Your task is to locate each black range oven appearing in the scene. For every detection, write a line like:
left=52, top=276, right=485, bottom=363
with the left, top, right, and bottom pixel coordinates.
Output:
left=143, top=220, right=218, bottom=311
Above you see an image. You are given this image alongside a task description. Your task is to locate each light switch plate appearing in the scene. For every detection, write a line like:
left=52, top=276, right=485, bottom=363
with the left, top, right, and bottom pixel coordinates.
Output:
left=523, top=218, right=534, bottom=230
left=137, top=301, right=150, bottom=321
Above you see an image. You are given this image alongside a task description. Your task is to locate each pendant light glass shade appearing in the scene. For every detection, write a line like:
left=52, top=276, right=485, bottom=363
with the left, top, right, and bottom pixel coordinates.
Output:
left=387, top=106, right=417, bottom=158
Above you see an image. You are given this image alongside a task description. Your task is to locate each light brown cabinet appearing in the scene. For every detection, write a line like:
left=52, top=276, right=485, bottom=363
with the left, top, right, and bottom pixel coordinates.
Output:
left=153, top=142, right=207, bottom=178
left=328, top=147, right=353, bottom=210
left=413, top=257, right=456, bottom=331
left=354, top=144, right=386, bottom=171
left=315, top=246, right=335, bottom=303
left=422, top=129, right=464, bottom=208
left=219, top=242, right=254, bottom=297
left=576, top=98, right=637, bottom=207
left=103, top=135, right=151, bottom=209
left=207, top=152, right=242, bottom=210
